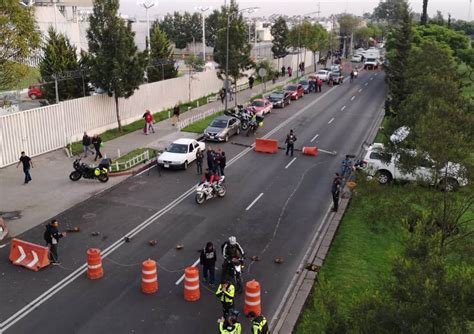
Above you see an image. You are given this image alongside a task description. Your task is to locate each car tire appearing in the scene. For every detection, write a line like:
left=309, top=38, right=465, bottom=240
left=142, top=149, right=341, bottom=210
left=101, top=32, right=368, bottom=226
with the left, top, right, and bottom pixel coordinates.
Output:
left=439, top=178, right=459, bottom=192
left=376, top=170, right=392, bottom=185
left=30, top=94, right=37, bottom=100
left=224, top=134, right=229, bottom=142
left=183, top=161, right=188, bottom=170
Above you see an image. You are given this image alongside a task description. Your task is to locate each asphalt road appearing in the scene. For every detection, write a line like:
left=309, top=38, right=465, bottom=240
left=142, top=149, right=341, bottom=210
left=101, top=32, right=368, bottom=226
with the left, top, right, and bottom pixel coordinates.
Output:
left=0, top=70, right=387, bottom=333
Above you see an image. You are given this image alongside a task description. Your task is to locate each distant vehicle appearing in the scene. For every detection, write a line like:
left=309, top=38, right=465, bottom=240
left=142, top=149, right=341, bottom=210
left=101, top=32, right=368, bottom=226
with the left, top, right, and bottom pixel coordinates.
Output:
left=364, top=58, right=379, bottom=70
left=284, top=84, right=304, bottom=100
left=362, top=143, right=467, bottom=192
left=28, top=85, right=43, bottom=100
left=298, top=79, right=311, bottom=94
left=330, top=64, right=341, bottom=73
left=249, top=99, right=273, bottom=115
left=315, top=69, right=331, bottom=82
left=157, top=138, right=206, bottom=170
left=351, top=54, right=363, bottom=62
left=268, top=91, right=291, bottom=108
left=329, top=71, right=344, bottom=85
left=204, top=115, right=241, bottom=142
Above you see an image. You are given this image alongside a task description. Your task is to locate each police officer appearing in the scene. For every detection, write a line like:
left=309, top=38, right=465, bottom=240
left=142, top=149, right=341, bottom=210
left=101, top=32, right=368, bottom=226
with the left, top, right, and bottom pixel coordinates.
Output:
left=218, top=315, right=242, bottom=334
left=216, top=280, right=235, bottom=317
left=331, top=173, right=342, bottom=212
left=285, top=130, right=297, bottom=157
left=247, top=311, right=269, bottom=334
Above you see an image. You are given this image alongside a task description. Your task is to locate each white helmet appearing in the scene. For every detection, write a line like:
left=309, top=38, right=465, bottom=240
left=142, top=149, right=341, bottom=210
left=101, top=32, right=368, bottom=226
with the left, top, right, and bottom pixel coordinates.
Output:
left=229, top=236, right=237, bottom=245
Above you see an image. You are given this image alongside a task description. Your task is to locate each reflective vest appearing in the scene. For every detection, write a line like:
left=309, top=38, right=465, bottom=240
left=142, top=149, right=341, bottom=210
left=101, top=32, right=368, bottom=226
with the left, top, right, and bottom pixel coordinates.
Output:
left=216, top=283, right=235, bottom=305
left=252, top=316, right=269, bottom=334
left=219, top=322, right=242, bottom=334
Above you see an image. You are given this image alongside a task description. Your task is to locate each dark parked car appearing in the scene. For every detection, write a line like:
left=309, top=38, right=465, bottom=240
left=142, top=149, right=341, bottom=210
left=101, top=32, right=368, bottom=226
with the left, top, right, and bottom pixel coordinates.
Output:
left=204, top=115, right=241, bottom=142
left=298, top=79, right=311, bottom=93
left=268, top=91, right=291, bottom=108
left=284, top=84, right=304, bottom=100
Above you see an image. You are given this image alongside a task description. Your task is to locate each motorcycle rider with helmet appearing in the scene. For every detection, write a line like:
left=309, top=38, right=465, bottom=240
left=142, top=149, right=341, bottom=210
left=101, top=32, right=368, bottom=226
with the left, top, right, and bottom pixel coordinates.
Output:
left=221, top=236, right=245, bottom=282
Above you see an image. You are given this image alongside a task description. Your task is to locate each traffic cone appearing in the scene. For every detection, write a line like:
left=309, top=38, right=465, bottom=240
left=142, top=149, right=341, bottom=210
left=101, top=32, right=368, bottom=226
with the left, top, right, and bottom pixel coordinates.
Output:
left=183, top=266, right=200, bottom=301
left=302, top=147, right=318, bottom=156
left=141, top=259, right=158, bottom=294
left=86, top=248, right=103, bottom=280
left=244, top=279, right=261, bottom=316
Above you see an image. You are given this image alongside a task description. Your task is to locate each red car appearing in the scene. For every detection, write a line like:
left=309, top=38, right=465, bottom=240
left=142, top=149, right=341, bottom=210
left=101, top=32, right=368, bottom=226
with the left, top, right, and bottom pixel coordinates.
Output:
left=248, top=99, right=273, bottom=116
left=28, top=85, right=43, bottom=100
left=284, top=84, right=304, bottom=100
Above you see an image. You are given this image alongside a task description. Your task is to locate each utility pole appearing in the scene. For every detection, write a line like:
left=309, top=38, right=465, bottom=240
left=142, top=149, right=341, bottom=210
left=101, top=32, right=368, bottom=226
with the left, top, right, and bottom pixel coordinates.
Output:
left=137, top=0, right=156, bottom=54
left=196, top=6, right=211, bottom=62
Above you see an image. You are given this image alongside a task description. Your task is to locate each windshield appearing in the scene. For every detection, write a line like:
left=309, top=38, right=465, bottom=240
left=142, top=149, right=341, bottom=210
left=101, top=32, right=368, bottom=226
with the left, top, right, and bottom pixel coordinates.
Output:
left=317, top=70, right=327, bottom=75
left=167, top=143, right=188, bottom=154
left=367, top=58, right=376, bottom=62
left=299, top=80, right=309, bottom=85
left=271, top=92, right=284, bottom=98
left=209, top=119, right=228, bottom=128
left=252, top=100, right=265, bottom=107
left=286, top=85, right=297, bottom=91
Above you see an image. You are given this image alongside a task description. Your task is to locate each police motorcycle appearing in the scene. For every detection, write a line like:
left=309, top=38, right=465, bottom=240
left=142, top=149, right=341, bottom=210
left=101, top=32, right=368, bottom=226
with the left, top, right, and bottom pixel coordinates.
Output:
left=69, top=158, right=109, bottom=183
left=246, top=111, right=264, bottom=137
left=195, top=176, right=226, bottom=205
left=225, top=105, right=253, bottom=131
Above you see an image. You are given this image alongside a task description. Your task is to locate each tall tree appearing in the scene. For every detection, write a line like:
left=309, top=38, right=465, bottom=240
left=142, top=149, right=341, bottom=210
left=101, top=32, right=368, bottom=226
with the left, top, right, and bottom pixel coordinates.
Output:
left=205, top=9, right=222, bottom=48
left=87, top=0, right=145, bottom=131
left=159, top=11, right=202, bottom=49
left=184, top=54, right=205, bottom=102
left=39, top=28, right=87, bottom=103
left=213, top=0, right=253, bottom=93
left=421, top=0, right=428, bottom=25
left=338, top=14, right=361, bottom=56
left=372, top=0, right=406, bottom=24
left=0, top=0, right=40, bottom=89
left=147, top=24, right=177, bottom=82
left=306, top=23, right=329, bottom=69
left=271, top=16, right=289, bottom=67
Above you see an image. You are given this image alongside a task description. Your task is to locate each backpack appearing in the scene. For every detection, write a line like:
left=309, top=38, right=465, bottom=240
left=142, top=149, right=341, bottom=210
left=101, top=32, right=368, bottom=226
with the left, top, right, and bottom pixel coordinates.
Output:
left=43, top=226, right=51, bottom=243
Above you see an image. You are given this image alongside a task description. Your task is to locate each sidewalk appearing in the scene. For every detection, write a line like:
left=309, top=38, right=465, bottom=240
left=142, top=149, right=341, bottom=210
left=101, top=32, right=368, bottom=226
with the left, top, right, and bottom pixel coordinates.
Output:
left=0, top=70, right=306, bottom=239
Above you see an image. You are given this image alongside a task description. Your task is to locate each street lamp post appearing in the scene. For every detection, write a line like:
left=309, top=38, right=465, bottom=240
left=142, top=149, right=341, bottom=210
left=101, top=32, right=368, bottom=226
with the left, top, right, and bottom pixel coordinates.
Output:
left=293, top=12, right=319, bottom=78
left=224, top=6, right=259, bottom=113
left=137, top=0, right=156, bottom=53
left=196, top=6, right=211, bottom=62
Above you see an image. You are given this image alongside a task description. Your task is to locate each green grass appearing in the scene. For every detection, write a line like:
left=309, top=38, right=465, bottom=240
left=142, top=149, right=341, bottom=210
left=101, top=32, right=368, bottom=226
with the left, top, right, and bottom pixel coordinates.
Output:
left=373, top=116, right=390, bottom=144
left=458, top=63, right=473, bottom=98
left=181, top=111, right=224, bottom=133
left=3, top=65, right=40, bottom=90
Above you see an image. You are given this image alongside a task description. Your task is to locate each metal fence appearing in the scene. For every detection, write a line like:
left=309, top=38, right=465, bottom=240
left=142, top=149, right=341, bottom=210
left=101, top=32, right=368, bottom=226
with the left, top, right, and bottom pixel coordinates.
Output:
left=110, top=150, right=150, bottom=172
left=176, top=108, right=220, bottom=131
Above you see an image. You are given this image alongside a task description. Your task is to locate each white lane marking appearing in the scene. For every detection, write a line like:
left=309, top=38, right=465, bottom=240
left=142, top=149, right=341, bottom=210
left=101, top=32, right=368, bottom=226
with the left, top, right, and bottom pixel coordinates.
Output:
left=135, top=164, right=156, bottom=176
left=284, top=158, right=297, bottom=169
left=328, top=117, right=335, bottom=124
left=340, top=106, right=346, bottom=111
left=370, top=77, right=374, bottom=81
left=246, top=193, right=264, bottom=211
left=14, top=246, right=26, bottom=264
left=175, top=258, right=200, bottom=285
left=351, top=96, right=355, bottom=101
left=0, top=243, right=8, bottom=249
left=365, top=82, right=368, bottom=86
left=310, top=134, right=319, bottom=142
left=358, top=88, right=362, bottom=93
left=1, top=73, right=342, bottom=333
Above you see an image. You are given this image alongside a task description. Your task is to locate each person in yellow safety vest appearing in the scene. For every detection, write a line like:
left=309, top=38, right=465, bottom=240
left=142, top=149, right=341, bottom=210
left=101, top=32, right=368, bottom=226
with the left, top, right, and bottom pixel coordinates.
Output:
left=248, top=311, right=269, bottom=334
left=216, top=280, right=235, bottom=317
left=218, top=316, right=242, bottom=334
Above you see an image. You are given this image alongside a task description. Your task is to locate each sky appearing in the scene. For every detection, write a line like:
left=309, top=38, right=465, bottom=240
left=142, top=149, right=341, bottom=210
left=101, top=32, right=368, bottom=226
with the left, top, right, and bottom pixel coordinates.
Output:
left=123, top=0, right=473, bottom=21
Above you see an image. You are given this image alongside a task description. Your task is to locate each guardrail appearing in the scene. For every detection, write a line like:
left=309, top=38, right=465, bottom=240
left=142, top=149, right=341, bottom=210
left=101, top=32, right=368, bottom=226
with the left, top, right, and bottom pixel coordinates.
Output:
left=110, top=150, right=150, bottom=172
left=176, top=108, right=220, bottom=131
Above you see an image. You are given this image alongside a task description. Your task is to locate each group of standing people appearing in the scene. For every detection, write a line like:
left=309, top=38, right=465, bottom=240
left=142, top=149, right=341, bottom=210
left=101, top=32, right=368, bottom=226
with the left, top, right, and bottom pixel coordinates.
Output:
left=281, top=66, right=293, bottom=77
left=308, top=77, right=323, bottom=93
left=195, top=146, right=226, bottom=176
left=82, top=132, right=103, bottom=161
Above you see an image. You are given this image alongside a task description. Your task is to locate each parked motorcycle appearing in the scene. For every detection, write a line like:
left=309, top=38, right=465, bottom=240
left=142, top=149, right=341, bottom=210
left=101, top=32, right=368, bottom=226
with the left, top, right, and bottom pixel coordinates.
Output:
left=69, top=159, right=109, bottom=183
left=223, top=257, right=244, bottom=294
left=195, top=176, right=226, bottom=204
left=225, top=105, right=253, bottom=131
left=246, top=115, right=264, bottom=137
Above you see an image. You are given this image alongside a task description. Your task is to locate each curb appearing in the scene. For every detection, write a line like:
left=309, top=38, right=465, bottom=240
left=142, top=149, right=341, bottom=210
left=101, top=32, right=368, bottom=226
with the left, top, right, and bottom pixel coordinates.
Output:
left=109, top=160, right=156, bottom=177
left=271, top=98, right=386, bottom=333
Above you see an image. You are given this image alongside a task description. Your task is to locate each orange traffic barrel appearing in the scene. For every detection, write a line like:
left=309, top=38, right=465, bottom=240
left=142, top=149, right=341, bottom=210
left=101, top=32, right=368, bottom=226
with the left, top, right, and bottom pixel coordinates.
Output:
left=87, top=248, right=103, bottom=280
left=183, top=266, right=200, bottom=301
left=141, top=259, right=158, bottom=294
left=302, top=146, right=318, bottom=156
left=244, top=279, right=261, bottom=316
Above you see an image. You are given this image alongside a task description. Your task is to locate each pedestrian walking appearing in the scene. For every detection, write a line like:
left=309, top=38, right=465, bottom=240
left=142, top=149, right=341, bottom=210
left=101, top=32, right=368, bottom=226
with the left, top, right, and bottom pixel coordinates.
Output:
left=219, top=150, right=226, bottom=176
left=196, top=148, right=204, bottom=174
left=220, top=88, right=226, bottom=104
left=281, top=66, right=286, bottom=77
left=172, top=104, right=180, bottom=126
left=350, top=70, right=355, bottom=83
left=285, top=130, right=297, bottom=157
left=331, top=173, right=342, bottom=212
left=16, top=151, right=33, bottom=184
left=216, top=280, right=236, bottom=318
left=43, top=219, right=66, bottom=265
left=143, top=110, right=155, bottom=134
left=92, top=135, right=103, bottom=161
left=309, top=79, right=316, bottom=93
left=228, top=88, right=233, bottom=101
left=317, top=77, right=323, bottom=92
left=248, top=76, right=254, bottom=89
left=82, top=132, right=93, bottom=157
left=200, top=241, right=217, bottom=286
left=287, top=66, right=292, bottom=77
left=218, top=315, right=242, bottom=334
left=247, top=311, right=269, bottom=334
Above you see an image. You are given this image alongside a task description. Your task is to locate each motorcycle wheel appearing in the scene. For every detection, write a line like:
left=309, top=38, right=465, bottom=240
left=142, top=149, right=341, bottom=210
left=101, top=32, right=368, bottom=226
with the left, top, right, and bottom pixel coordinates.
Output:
left=69, top=171, right=81, bottom=181
left=236, top=276, right=243, bottom=294
left=98, top=174, right=109, bottom=183
left=217, top=186, right=226, bottom=197
left=195, top=193, right=206, bottom=205
left=241, top=122, right=249, bottom=131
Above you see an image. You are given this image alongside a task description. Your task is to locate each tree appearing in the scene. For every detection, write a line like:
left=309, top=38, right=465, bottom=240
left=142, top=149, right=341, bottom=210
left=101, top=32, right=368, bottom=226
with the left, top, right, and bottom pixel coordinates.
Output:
left=412, top=24, right=470, bottom=59
left=354, top=26, right=373, bottom=48
left=205, top=9, right=221, bottom=48
left=184, top=54, right=204, bottom=102
left=147, top=24, right=177, bottom=82
left=87, top=0, right=145, bottom=131
left=337, top=14, right=361, bottom=56
left=159, top=11, right=202, bottom=49
left=372, top=0, right=406, bottom=24
left=351, top=224, right=474, bottom=333
left=0, top=0, right=40, bottom=89
left=421, top=0, right=429, bottom=25
left=271, top=16, right=289, bottom=67
left=213, top=0, right=253, bottom=95
left=306, top=23, right=329, bottom=70
left=39, top=28, right=87, bottom=103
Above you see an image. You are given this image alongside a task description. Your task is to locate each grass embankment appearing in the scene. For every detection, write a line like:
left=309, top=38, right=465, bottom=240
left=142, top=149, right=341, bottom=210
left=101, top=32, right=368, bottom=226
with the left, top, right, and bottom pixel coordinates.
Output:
left=181, top=111, right=224, bottom=133
left=69, top=95, right=214, bottom=155
left=296, top=177, right=473, bottom=333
